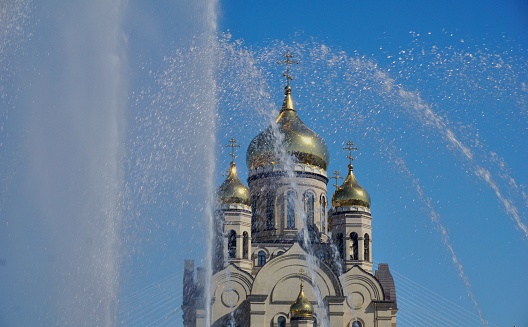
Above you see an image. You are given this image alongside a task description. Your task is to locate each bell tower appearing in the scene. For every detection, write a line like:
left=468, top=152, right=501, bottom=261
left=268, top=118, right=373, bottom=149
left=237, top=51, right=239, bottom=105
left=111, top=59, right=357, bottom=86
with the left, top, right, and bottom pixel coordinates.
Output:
left=329, top=141, right=373, bottom=273
left=215, top=138, right=252, bottom=273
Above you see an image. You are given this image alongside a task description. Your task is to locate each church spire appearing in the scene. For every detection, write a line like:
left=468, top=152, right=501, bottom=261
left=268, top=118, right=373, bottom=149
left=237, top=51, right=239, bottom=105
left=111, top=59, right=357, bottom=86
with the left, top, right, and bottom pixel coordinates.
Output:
left=278, top=51, right=299, bottom=112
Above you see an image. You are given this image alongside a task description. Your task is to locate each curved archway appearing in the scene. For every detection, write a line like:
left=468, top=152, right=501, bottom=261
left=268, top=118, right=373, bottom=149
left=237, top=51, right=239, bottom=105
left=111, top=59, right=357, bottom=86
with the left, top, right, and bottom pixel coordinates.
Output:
left=364, top=233, right=370, bottom=261
left=227, top=230, right=236, bottom=259
left=257, top=250, right=266, bottom=266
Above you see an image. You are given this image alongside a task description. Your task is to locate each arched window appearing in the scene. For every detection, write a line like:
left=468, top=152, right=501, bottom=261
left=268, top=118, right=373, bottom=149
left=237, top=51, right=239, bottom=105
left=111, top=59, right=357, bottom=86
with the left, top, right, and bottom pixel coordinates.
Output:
left=320, top=195, right=327, bottom=231
left=242, top=232, right=249, bottom=259
left=350, top=232, right=358, bottom=260
left=266, top=192, right=275, bottom=230
left=305, top=191, right=315, bottom=227
left=226, top=318, right=236, bottom=327
left=258, top=251, right=266, bottom=266
left=277, top=251, right=284, bottom=256
left=364, top=233, right=370, bottom=261
left=287, top=190, right=296, bottom=229
left=278, top=316, right=286, bottom=327
left=352, top=320, right=362, bottom=327
left=336, top=233, right=344, bottom=260
left=228, top=230, right=236, bottom=259
left=313, top=316, right=317, bottom=327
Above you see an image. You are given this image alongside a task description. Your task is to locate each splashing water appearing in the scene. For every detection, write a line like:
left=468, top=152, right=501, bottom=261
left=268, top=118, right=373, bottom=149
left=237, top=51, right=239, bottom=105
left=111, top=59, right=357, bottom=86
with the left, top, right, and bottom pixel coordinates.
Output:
left=125, top=33, right=527, bottom=324
left=3, top=2, right=527, bottom=325
left=1, top=1, right=127, bottom=325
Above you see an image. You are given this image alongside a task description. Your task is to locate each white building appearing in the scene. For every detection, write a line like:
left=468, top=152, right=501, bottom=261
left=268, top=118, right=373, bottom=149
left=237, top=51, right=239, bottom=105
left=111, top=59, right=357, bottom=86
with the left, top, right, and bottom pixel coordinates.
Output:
left=182, top=79, right=398, bottom=327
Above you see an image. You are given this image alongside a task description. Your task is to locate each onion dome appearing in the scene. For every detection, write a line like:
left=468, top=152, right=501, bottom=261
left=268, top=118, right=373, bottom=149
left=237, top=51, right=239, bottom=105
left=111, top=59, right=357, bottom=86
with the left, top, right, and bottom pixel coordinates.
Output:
left=217, top=162, right=251, bottom=206
left=332, top=164, right=371, bottom=208
left=246, top=85, right=329, bottom=171
left=289, top=282, right=314, bottom=320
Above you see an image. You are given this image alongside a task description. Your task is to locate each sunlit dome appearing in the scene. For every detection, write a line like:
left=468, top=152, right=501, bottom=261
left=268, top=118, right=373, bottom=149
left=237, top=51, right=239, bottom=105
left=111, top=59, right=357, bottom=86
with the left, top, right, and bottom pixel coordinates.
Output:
left=332, top=164, right=371, bottom=208
left=289, top=282, right=314, bottom=320
left=246, top=85, right=329, bottom=171
left=216, top=162, right=251, bottom=206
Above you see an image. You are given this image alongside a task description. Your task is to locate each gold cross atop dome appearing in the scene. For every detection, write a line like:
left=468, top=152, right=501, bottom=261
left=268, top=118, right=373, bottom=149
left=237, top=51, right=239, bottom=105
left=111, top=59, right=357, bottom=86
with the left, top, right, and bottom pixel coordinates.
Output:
left=331, top=170, right=343, bottom=188
left=226, top=138, right=240, bottom=162
left=343, top=140, right=358, bottom=169
left=277, top=51, right=299, bottom=87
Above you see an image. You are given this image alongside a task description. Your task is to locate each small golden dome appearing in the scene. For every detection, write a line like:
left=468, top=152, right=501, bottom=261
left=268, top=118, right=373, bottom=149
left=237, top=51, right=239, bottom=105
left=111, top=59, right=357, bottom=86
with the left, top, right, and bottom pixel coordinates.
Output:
left=289, top=282, right=314, bottom=320
left=332, top=164, right=371, bottom=208
left=246, top=86, right=329, bottom=171
left=217, top=162, right=251, bottom=206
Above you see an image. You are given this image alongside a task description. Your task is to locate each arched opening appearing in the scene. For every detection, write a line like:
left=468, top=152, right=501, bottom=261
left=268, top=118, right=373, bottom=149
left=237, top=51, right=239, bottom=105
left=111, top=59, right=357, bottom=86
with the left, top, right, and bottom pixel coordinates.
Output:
left=228, top=230, right=236, bottom=259
left=266, top=192, right=275, bottom=230
left=242, top=232, right=249, bottom=259
left=352, top=320, right=362, bottom=327
left=258, top=250, right=266, bottom=266
left=278, top=316, right=286, bottom=327
left=336, top=233, right=344, bottom=260
left=287, top=190, right=296, bottom=229
left=277, top=251, right=284, bottom=256
left=350, top=232, right=358, bottom=260
left=364, top=233, right=370, bottom=261
left=225, top=318, right=236, bottom=327
left=305, top=191, right=315, bottom=227
left=320, top=195, right=327, bottom=231
left=313, top=316, right=317, bottom=327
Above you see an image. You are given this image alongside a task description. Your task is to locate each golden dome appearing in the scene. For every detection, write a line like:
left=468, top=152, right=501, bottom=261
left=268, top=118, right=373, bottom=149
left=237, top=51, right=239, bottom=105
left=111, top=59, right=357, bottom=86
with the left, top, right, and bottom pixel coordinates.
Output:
left=289, top=282, right=314, bottom=320
left=332, top=164, right=371, bottom=208
left=217, top=162, right=251, bottom=206
left=246, top=86, right=329, bottom=171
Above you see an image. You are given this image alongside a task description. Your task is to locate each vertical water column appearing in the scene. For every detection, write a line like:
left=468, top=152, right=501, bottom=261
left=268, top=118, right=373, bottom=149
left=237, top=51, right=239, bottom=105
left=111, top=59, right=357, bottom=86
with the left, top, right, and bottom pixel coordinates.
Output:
left=0, top=1, right=128, bottom=325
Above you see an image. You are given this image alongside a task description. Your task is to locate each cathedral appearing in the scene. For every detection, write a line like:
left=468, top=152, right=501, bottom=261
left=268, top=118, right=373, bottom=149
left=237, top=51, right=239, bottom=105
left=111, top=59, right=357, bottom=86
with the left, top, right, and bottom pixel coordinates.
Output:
left=182, top=62, right=398, bottom=327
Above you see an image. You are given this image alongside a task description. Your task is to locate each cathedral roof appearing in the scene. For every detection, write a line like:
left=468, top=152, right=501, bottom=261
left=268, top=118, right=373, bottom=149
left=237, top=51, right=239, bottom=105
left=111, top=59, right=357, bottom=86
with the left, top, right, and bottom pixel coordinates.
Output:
left=216, top=162, right=251, bottom=206
left=332, top=164, right=371, bottom=209
left=246, top=85, right=329, bottom=171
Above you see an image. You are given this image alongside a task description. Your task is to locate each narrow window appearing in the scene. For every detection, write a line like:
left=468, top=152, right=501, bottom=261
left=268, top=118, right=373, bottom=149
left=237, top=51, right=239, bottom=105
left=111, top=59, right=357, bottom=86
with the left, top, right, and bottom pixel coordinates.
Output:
left=336, top=233, right=344, bottom=260
left=258, top=251, right=266, bottom=266
left=251, top=194, right=258, bottom=232
left=266, top=192, right=275, bottom=230
left=364, top=233, right=370, bottom=261
left=350, top=232, right=358, bottom=260
left=228, top=230, right=236, bottom=259
left=226, top=318, right=236, bottom=327
left=320, top=195, right=327, bottom=231
left=278, top=316, right=286, bottom=327
left=352, top=321, right=362, bottom=327
left=287, top=190, right=295, bottom=229
left=242, top=232, right=249, bottom=259
left=313, top=317, right=317, bottom=327
left=305, top=191, right=315, bottom=227
left=277, top=251, right=284, bottom=256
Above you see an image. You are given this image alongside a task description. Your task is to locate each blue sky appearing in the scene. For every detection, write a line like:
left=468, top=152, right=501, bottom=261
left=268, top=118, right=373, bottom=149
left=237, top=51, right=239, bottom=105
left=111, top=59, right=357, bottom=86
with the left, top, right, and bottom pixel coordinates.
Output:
left=0, top=0, right=527, bottom=326
left=214, top=1, right=528, bottom=325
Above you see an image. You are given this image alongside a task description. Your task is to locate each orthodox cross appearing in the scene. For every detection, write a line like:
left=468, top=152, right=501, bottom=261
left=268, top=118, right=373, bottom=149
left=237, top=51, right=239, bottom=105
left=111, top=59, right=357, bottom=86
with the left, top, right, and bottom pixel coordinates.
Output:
left=299, top=268, right=306, bottom=286
left=331, top=170, right=343, bottom=188
left=226, top=138, right=240, bottom=162
left=343, top=140, right=358, bottom=167
left=277, top=51, right=299, bottom=87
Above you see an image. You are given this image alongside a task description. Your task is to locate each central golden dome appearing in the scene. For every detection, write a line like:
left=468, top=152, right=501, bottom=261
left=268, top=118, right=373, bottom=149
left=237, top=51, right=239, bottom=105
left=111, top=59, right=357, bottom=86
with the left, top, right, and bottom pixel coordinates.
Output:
left=246, top=86, right=329, bottom=171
